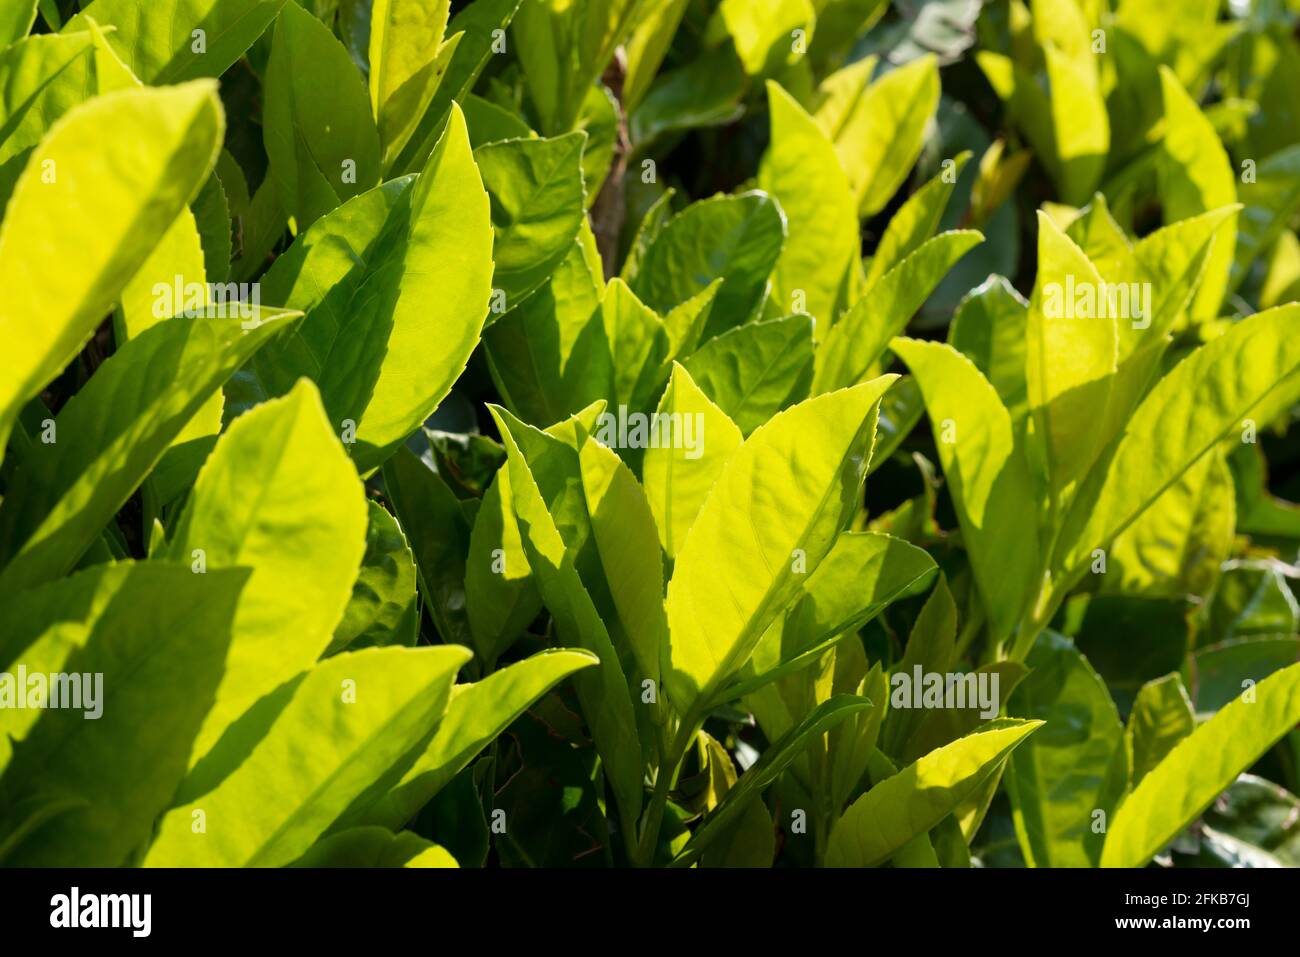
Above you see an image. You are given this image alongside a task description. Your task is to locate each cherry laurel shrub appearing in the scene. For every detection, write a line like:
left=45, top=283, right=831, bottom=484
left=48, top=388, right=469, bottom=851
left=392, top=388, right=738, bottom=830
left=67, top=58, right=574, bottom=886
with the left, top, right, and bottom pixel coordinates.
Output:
left=2, top=0, right=1300, bottom=869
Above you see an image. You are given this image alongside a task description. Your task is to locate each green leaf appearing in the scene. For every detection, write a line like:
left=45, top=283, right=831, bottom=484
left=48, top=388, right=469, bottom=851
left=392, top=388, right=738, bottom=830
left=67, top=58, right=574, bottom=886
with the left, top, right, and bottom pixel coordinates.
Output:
left=631, top=191, right=785, bottom=339
left=475, top=131, right=588, bottom=308
left=1201, top=774, right=1300, bottom=866
left=368, top=0, right=452, bottom=167
left=812, top=54, right=875, bottom=139
left=829, top=55, right=941, bottom=217
left=0, top=309, right=296, bottom=594
left=463, top=92, right=535, bottom=147
left=464, top=472, right=543, bottom=666
left=382, top=448, right=472, bottom=649
left=511, top=0, right=644, bottom=134
left=1126, top=673, right=1196, bottom=788
left=642, top=363, right=743, bottom=558
left=230, top=175, right=287, bottom=282
left=1155, top=65, right=1236, bottom=321
left=664, top=376, right=895, bottom=715
left=0, top=0, right=37, bottom=47
left=162, top=380, right=369, bottom=766
left=0, top=80, right=224, bottom=468
left=254, top=104, right=493, bottom=471
left=67, top=0, right=288, bottom=83
left=600, top=277, right=671, bottom=415
left=418, top=764, right=490, bottom=867
left=1104, top=451, right=1235, bottom=600
left=880, top=575, right=956, bottom=758
left=1133, top=206, right=1238, bottom=338
left=577, top=430, right=668, bottom=687
left=829, top=660, right=887, bottom=811
left=1005, top=633, right=1127, bottom=867
left=969, top=138, right=1032, bottom=227
left=461, top=409, right=603, bottom=665
left=491, top=405, right=645, bottom=825
left=897, top=661, right=1030, bottom=766
left=1232, top=144, right=1300, bottom=294
left=1186, top=636, right=1300, bottom=716
left=0, top=562, right=248, bottom=866
left=825, top=720, right=1043, bottom=867
left=862, top=748, right=939, bottom=867
left=1231, top=442, right=1300, bottom=544
left=890, top=338, right=1040, bottom=645
left=490, top=703, right=610, bottom=865
left=292, top=827, right=457, bottom=867
left=0, top=31, right=97, bottom=163
left=483, top=231, right=609, bottom=427
left=760, top=81, right=858, bottom=324
left=714, top=0, right=814, bottom=76
left=976, top=51, right=1055, bottom=183
left=113, top=210, right=223, bottom=472
left=263, top=0, right=380, bottom=228
left=1025, top=212, right=1116, bottom=493
left=684, top=315, right=814, bottom=435
left=727, top=531, right=937, bottom=704
left=864, top=151, right=971, bottom=290
left=815, top=230, right=983, bottom=394
left=391, top=0, right=524, bottom=175
left=1055, top=304, right=1300, bottom=576
left=327, top=499, right=418, bottom=656
left=868, top=375, right=925, bottom=476
left=807, top=0, right=885, bottom=71
left=576, top=83, right=618, bottom=202
left=1083, top=207, right=1238, bottom=464
left=144, top=645, right=471, bottom=867
left=948, top=274, right=1029, bottom=420
left=1102, top=662, right=1300, bottom=867
left=117, top=209, right=208, bottom=341
left=622, top=0, right=689, bottom=113
left=677, top=696, right=874, bottom=865
left=702, top=793, right=774, bottom=867
left=1205, top=561, right=1300, bottom=645
left=629, top=44, right=746, bottom=147
left=191, top=171, right=232, bottom=283
left=345, top=649, right=599, bottom=829
left=660, top=282, right=720, bottom=367
left=1041, top=43, right=1108, bottom=207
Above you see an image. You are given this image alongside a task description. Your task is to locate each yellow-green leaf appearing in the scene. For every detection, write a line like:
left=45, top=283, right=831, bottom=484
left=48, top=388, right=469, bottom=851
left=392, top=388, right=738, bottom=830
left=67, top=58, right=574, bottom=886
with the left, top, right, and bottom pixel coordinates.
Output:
left=891, top=338, right=1041, bottom=645
left=1026, top=212, right=1116, bottom=492
left=263, top=1, right=380, bottom=228
left=642, top=363, right=743, bottom=558
left=145, top=645, right=471, bottom=867
left=345, top=649, right=598, bottom=829
left=760, top=80, right=858, bottom=324
left=1055, top=304, right=1300, bottom=576
left=163, top=380, right=369, bottom=766
left=826, top=720, right=1043, bottom=867
left=0, top=81, right=223, bottom=467
left=664, top=377, right=894, bottom=715
left=1102, top=662, right=1300, bottom=867
left=815, top=230, right=983, bottom=394
left=67, top=0, right=289, bottom=83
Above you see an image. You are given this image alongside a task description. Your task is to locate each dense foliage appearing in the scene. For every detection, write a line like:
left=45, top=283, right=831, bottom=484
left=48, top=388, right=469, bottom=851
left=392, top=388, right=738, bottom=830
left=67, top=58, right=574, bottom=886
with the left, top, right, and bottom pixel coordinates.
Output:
left=3, top=0, right=1300, bottom=869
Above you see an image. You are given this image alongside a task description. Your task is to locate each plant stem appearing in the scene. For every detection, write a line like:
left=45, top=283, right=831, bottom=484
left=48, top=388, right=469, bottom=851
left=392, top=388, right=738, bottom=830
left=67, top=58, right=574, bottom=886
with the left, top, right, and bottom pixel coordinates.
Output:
left=632, top=717, right=698, bottom=867
left=1009, top=574, right=1067, bottom=662
left=953, top=600, right=986, bottom=663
